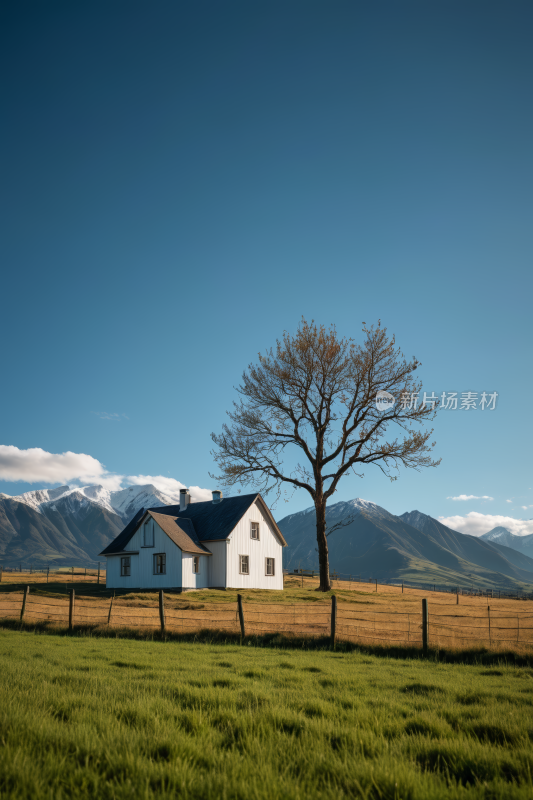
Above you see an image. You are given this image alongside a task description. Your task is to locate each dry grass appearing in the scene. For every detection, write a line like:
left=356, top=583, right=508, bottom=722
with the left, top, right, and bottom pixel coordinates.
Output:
left=1, top=574, right=532, bottom=655
left=0, top=568, right=104, bottom=586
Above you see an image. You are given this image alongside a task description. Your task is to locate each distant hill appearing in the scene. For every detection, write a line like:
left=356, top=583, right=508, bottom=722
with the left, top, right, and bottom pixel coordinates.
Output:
left=400, top=511, right=533, bottom=574
left=4, top=483, right=533, bottom=590
left=480, top=526, right=533, bottom=558
left=278, top=499, right=533, bottom=590
left=0, top=483, right=180, bottom=567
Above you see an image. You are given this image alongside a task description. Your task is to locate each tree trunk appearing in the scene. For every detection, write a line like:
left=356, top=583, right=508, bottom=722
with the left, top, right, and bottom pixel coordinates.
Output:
left=316, top=501, right=331, bottom=591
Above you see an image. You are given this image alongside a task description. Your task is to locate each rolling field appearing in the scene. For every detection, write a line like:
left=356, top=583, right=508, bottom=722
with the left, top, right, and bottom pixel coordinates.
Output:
left=0, top=629, right=533, bottom=799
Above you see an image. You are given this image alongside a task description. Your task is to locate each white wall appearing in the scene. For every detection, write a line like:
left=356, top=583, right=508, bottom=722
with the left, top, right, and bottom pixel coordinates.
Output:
left=205, top=540, right=227, bottom=587
left=106, top=554, right=132, bottom=588
left=225, top=499, right=284, bottom=590
left=105, top=515, right=182, bottom=590
left=181, top=553, right=210, bottom=589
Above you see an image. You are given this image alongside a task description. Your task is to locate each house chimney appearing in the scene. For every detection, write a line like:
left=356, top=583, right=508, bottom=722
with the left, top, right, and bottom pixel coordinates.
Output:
left=212, top=490, right=222, bottom=504
left=179, top=488, right=191, bottom=512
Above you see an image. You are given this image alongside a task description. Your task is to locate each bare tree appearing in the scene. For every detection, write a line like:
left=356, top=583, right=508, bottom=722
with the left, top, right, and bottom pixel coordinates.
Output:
left=211, top=319, right=440, bottom=591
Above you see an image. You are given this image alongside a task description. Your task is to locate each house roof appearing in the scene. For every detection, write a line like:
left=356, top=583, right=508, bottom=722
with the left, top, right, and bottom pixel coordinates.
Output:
left=99, top=493, right=287, bottom=556
left=148, top=493, right=287, bottom=545
left=148, top=512, right=212, bottom=556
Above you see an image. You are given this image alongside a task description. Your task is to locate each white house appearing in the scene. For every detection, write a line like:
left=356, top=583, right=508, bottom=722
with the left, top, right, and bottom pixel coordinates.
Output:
left=100, top=490, right=287, bottom=591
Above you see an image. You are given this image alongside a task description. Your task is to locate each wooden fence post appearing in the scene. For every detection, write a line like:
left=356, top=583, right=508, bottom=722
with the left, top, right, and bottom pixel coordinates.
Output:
left=456, top=592, right=459, bottom=605
left=488, top=606, right=491, bottom=645
left=107, top=596, right=113, bottom=626
left=401, top=583, right=403, bottom=593
left=422, top=599, right=428, bottom=656
left=159, top=590, right=166, bottom=632
left=97, top=562, right=100, bottom=585
left=237, top=594, right=246, bottom=638
left=69, top=589, right=75, bottom=631
left=331, top=595, right=337, bottom=648
left=20, top=586, right=30, bottom=621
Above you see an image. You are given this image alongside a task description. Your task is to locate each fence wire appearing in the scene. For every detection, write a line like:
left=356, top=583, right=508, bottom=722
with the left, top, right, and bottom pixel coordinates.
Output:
left=1, top=594, right=532, bottom=649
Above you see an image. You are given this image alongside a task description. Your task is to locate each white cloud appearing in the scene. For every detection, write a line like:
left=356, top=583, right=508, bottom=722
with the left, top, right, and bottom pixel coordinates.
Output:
left=93, top=412, right=128, bottom=421
left=438, top=512, right=533, bottom=538
left=126, top=474, right=185, bottom=495
left=95, top=473, right=126, bottom=491
left=0, top=445, right=108, bottom=485
left=187, top=485, right=214, bottom=502
left=0, top=445, right=213, bottom=501
left=126, top=475, right=212, bottom=503
left=447, top=494, right=493, bottom=501
left=506, top=499, right=512, bottom=503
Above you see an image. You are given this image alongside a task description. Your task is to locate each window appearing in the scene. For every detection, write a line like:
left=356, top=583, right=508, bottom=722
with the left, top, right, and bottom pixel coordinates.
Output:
left=143, top=520, right=154, bottom=547
left=193, top=556, right=200, bottom=574
left=265, top=558, right=275, bottom=576
left=121, top=556, right=131, bottom=577
left=239, top=555, right=249, bottom=575
left=153, top=553, right=166, bottom=575
left=250, top=522, right=260, bottom=540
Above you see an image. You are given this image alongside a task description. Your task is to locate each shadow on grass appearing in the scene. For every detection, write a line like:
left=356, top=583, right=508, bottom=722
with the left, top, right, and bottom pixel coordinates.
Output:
left=1, top=617, right=532, bottom=668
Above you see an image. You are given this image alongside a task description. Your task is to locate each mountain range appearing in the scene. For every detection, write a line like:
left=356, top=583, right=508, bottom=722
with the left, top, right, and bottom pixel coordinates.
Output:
left=1, top=485, right=533, bottom=590
left=0, top=483, right=182, bottom=567
left=278, top=499, right=533, bottom=591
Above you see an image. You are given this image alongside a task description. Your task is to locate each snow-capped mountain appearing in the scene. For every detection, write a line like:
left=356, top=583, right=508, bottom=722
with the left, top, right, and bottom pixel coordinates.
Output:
left=282, top=498, right=387, bottom=525
left=5, top=483, right=182, bottom=522
left=480, top=527, right=533, bottom=557
left=481, top=526, right=514, bottom=544
left=0, top=483, right=188, bottom=566
left=278, top=499, right=533, bottom=589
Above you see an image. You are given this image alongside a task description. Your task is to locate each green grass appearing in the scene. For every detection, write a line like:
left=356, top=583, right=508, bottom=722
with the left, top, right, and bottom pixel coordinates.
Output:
left=1, top=630, right=533, bottom=799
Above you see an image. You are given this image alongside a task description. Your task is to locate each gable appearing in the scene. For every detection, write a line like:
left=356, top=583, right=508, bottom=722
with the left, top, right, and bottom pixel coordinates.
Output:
left=100, top=509, right=212, bottom=556
left=225, top=497, right=287, bottom=547
left=100, top=507, right=145, bottom=556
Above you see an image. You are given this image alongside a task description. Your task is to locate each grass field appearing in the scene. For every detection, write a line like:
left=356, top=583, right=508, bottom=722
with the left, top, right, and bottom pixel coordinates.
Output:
left=0, top=629, right=532, bottom=799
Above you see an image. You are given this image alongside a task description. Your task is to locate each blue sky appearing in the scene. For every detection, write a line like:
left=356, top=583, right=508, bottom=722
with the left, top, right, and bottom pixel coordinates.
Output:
left=1, top=1, right=532, bottom=535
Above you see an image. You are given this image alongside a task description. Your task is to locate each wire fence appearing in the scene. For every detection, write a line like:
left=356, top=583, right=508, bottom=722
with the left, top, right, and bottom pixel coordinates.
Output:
left=289, top=570, right=533, bottom=600
left=1, top=589, right=532, bottom=652
left=0, top=566, right=106, bottom=585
